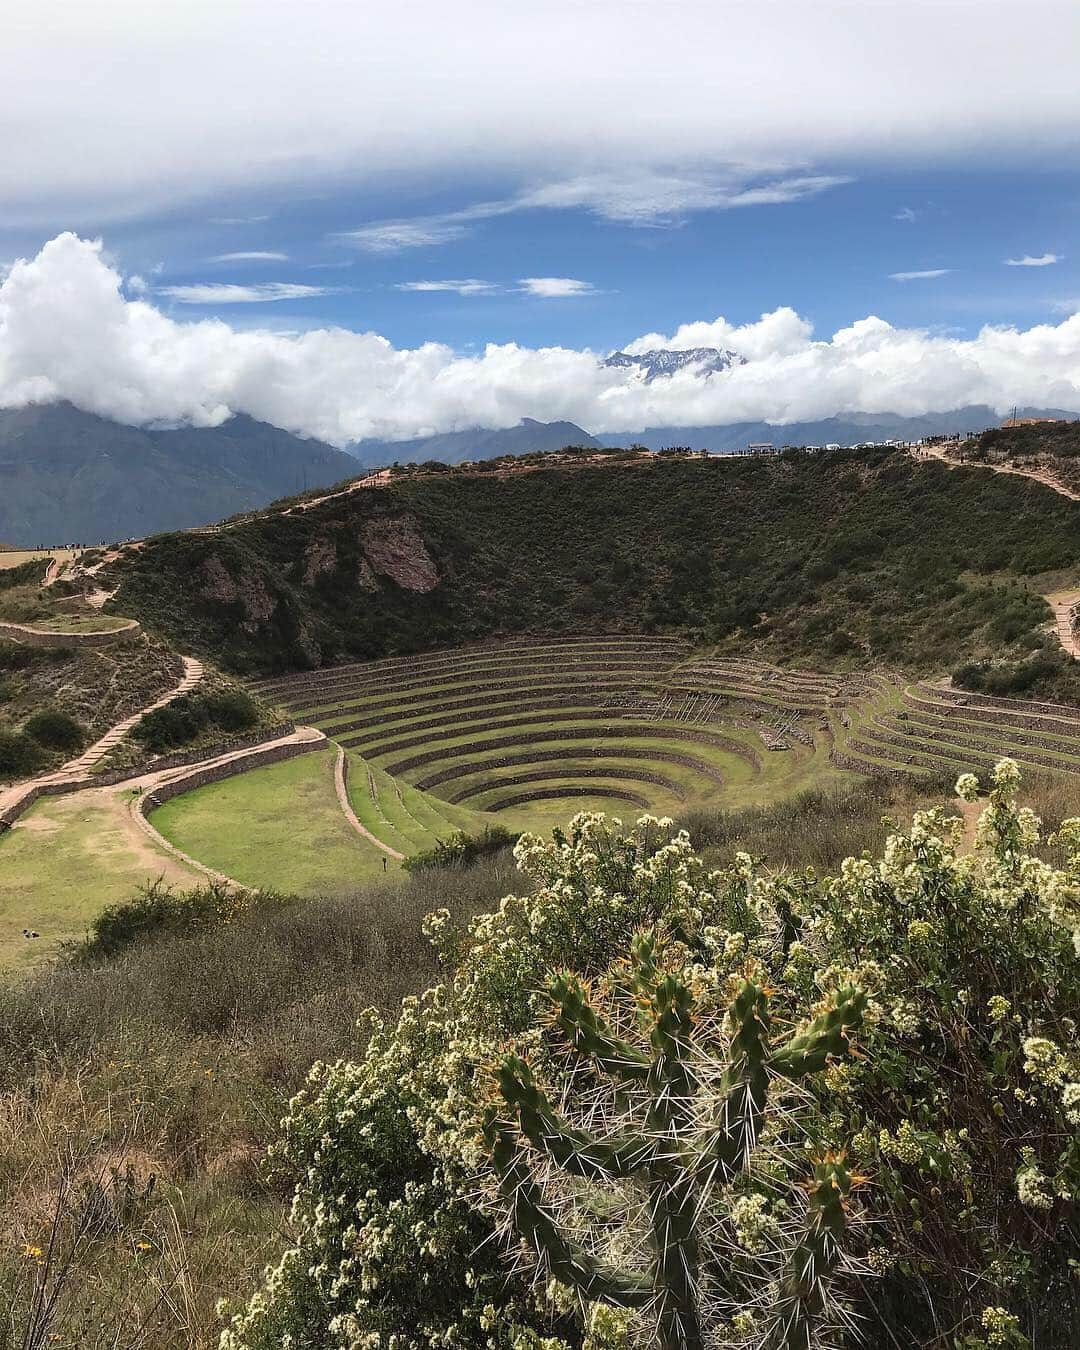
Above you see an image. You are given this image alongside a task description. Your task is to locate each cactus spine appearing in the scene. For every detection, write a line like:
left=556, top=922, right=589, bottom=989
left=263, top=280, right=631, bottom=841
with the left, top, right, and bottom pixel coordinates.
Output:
left=484, top=933, right=865, bottom=1350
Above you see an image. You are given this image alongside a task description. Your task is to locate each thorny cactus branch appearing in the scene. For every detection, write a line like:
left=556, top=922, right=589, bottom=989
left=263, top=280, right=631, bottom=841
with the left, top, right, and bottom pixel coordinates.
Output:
left=550, top=972, right=652, bottom=1082
left=766, top=1155, right=858, bottom=1350
left=496, top=1054, right=655, bottom=1179
left=483, top=1108, right=653, bottom=1308
left=487, top=937, right=866, bottom=1350
left=769, top=988, right=867, bottom=1080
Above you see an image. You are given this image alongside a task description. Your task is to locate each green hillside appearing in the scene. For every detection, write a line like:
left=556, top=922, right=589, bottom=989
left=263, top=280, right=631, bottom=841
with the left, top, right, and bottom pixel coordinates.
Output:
left=109, top=449, right=1080, bottom=697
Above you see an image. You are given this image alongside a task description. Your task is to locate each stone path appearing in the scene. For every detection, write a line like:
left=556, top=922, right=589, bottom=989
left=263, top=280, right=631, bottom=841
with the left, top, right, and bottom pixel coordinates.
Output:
left=1048, top=591, right=1080, bottom=660
left=65, top=656, right=205, bottom=776
left=332, top=744, right=404, bottom=859
left=0, top=656, right=205, bottom=819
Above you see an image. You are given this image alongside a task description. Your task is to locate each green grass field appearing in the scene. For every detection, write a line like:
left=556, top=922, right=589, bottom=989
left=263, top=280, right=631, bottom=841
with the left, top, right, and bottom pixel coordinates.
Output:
left=0, top=787, right=200, bottom=967
left=150, top=747, right=391, bottom=892
left=20, top=613, right=133, bottom=633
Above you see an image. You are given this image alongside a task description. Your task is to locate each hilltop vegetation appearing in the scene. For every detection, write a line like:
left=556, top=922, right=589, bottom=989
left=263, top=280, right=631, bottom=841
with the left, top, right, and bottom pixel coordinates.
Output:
left=110, top=450, right=1080, bottom=699
left=967, top=418, right=1080, bottom=493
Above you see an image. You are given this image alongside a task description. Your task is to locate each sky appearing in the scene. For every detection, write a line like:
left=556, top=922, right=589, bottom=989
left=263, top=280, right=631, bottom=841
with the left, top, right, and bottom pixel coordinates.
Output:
left=2, top=0, right=1080, bottom=443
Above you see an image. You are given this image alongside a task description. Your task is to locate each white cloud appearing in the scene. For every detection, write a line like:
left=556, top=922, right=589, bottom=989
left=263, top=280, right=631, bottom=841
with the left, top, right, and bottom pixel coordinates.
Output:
left=1005, top=253, right=1061, bottom=267
left=518, top=277, right=596, bottom=298
left=396, top=279, right=498, bottom=295
left=209, top=215, right=271, bottom=226
left=336, top=171, right=849, bottom=255
left=4, top=3, right=1079, bottom=226
left=158, top=281, right=340, bottom=304
left=337, top=221, right=470, bottom=254
left=209, top=251, right=290, bottom=263
left=513, top=171, right=849, bottom=226
left=889, top=268, right=952, bottom=282
left=894, top=206, right=919, bottom=223
left=6, top=234, right=1080, bottom=446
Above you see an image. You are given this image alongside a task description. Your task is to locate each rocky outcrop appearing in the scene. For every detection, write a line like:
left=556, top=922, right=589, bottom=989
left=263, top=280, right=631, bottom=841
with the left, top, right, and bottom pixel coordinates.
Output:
left=200, top=557, right=277, bottom=632
left=361, top=517, right=439, bottom=592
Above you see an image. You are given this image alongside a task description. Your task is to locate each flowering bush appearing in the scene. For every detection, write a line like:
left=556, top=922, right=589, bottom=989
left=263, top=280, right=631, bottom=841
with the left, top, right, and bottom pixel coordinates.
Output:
left=222, top=775, right=1080, bottom=1349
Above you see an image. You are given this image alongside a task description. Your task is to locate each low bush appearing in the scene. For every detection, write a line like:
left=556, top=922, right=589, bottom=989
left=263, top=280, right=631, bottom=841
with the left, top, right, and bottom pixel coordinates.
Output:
left=201, top=687, right=260, bottom=732
left=22, top=707, right=86, bottom=752
left=73, top=878, right=282, bottom=961
left=0, top=557, right=48, bottom=589
left=0, top=729, right=44, bottom=778
left=132, top=694, right=209, bottom=751
left=132, top=685, right=262, bottom=753
left=401, top=823, right=518, bottom=873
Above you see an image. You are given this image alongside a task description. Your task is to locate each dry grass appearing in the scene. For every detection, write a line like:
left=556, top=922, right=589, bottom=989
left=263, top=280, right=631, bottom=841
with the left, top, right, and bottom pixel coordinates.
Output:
left=0, top=854, right=520, bottom=1349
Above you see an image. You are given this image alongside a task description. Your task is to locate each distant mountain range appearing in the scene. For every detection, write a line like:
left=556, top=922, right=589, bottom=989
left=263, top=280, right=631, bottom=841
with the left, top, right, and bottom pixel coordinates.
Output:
left=349, top=417, right=600, bottom=468
left=603, top=347, right=744, bottom=381
left=600, top=406, right=1080, bottom=452
left=0, top=402, right=357, bottom=547
left=3, top=385, right=1078, bottom=546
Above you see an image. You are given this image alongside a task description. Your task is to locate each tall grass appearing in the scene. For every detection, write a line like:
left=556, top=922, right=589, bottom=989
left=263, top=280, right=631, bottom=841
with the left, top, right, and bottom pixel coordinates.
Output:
left=678, top=773, right=956, bottom=872
left=0, top=853, right=520, bottom=1349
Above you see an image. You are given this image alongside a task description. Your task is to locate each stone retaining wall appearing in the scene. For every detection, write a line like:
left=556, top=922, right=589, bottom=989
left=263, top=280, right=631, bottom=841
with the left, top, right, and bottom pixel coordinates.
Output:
left=829, top=748, right=922, bottom=782
left=448, top=764, right=687, bottom=805
left=917, top=681, right=1080, bottom=720
left=484, top=783, right=652, bottom=813
left=903, top=688, right=1080, bottom=737
left=383, top=723, right=762, bottom=777
left=266, top=654, right=678, bottom=704
left=311, top=676, right=648, bottom=724
left=415, top=744, right=726, bottom=791
left=326, top=692, right=654, bottom=741
left=0, top=725, right=294, bottom=832
left=872, top=714, right=1080, bottom=777
left=140, top=736, right=323, bottom=812
left=0, top=618, right=141, bottom=648
left=251, top=635, right=689, bottom=694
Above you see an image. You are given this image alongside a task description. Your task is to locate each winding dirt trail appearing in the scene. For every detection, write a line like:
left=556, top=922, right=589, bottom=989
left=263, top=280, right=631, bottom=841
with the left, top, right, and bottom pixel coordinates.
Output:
left=913, top=445, right=1080, bottom=502
left=333, top=745, right=404, bottom=860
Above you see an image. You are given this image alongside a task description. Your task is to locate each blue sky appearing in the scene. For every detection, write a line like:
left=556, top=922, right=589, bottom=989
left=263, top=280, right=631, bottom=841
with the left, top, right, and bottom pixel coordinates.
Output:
left=81, top=166, right=1074, bottom=352
left=2, top=1, right=1080, bottom=442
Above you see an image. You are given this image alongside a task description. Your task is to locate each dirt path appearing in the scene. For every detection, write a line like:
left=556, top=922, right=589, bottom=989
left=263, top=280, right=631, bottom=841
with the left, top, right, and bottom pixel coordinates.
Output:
left=332, top=744, right=404, bottom=860
left=954, top=796, right=981, bottom=854
left=913, top=445, right=1080, bottom=502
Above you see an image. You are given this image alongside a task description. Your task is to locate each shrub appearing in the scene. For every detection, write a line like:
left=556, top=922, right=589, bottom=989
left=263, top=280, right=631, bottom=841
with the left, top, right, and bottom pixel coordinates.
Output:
left=0, top=558, right=48, bottom=590
left=201, top=687, right=260, bottom=733
left=74, top=878, right=276, bottom=961
left=401, top=824, right=518, bottom=873
left=131, top=695, right=208, bottom=751
left=132, top=686, right=262, bottom=753
left=224, top=777, right=1080, bottom=1349
left=0, top=729, right=44, bottom=778
left=22, top=708, right=86, bottom=753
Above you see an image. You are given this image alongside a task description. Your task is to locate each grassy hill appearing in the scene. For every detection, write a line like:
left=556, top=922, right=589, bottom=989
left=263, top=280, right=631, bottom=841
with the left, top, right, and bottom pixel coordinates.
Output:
left=110, top=447, right=1080, bottom=692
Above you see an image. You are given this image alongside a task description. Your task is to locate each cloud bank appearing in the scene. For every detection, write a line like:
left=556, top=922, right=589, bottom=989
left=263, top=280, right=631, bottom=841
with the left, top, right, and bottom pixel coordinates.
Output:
left=3, top=234, right=1080, bottom=445
left=6, top=2, right=1080, bottom=224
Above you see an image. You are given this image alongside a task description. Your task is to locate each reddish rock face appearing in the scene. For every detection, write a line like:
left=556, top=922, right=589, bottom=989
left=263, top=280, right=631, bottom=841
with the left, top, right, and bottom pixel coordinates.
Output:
left=301, top=537, right=338, bottom=586
left=361, top=517, right=439, bottom=593
left=199, top=556, right=277, bottom=632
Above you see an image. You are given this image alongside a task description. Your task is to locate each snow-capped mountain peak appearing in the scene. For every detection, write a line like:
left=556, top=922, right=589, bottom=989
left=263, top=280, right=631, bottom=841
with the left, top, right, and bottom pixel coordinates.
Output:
left=603, top=347, right=745, bottom=382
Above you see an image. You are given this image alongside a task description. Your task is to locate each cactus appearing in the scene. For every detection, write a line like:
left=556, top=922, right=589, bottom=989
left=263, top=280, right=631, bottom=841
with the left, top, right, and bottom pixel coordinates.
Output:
left=484, top=933, right=866, bottom=1350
